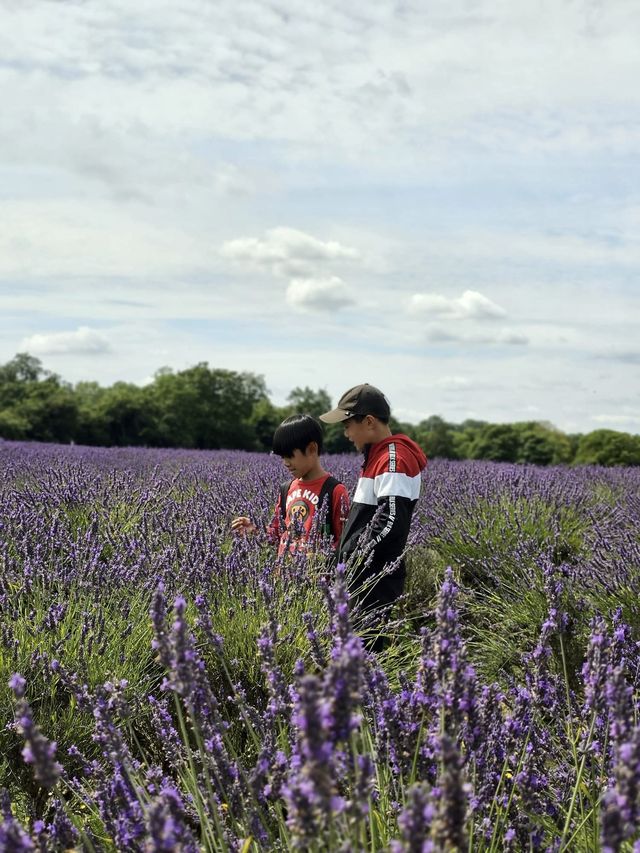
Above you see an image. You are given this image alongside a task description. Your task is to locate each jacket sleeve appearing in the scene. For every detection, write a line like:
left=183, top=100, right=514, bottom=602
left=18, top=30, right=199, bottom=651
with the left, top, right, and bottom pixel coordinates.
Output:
left=366, top=494, right=413, bottom=567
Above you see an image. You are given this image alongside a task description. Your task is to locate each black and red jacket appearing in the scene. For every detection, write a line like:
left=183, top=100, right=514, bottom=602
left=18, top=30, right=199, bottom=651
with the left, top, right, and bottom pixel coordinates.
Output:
left=338, top=434, right=427, bottom=573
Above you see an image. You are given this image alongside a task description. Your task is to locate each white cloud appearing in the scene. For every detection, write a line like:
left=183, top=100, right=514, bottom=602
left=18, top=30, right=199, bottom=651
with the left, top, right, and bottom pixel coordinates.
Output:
left=422, top=323, right=528, bottom=346
left=497, top=330, right=528, bottom=345
left=220, top=228, right=359, bottom=277
left=434, top=376, right=471, bottom=389
left=410, top=289, right=506, bottom=320
left=220, top=228, right=359, bottom=312
left=453, top=231, right=640, bottom=269
left=22, top=326, right=111, bottom=355
left=2, top=0, right=639, bottom=166
left=0, top=200, right=210, bottom=278
left=0, top=1, right=638, bottom=435
left=424, top=323, right=460, bottom=343
left=592, top=414, right=640, bottom=426
left=213, top=163, right=255, bottom=196
left=598, top=349, right=640, bottom=365
left=285, top=276, right=353, bottom=312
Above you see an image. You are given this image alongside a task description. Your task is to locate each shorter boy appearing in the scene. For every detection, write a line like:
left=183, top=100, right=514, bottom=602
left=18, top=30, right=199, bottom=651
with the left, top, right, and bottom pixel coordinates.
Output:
left=232, top=414, right=349, bottom=556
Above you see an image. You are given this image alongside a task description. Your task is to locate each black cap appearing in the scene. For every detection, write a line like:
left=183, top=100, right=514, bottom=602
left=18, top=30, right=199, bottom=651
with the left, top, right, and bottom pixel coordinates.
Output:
left=319, top=383, right=391, bottom=423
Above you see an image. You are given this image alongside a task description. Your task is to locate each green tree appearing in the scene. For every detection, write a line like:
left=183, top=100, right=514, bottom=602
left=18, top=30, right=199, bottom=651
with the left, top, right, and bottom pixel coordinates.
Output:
left=285, top=386, right=358, bottom=453
left=389, top=417, right=416, bottom=440
left=94, top=382, right=156, bottom=447
left=452, top=420, right=488, bottom=459
left=20, top=378, right=79, bottom=443
left=74, top=382, right=109, bottom=445
left=517, top=428, right=556, bottom=465
left=323, top=423, right=353, bottom=454
left=249, top=398, right=287, bottom=451
left=0, top=354, right=78, bottom=443
left=415, top=415, right=459, bottom=459
left=286, top=386, right=332, bottom=420
left=149, top=363, right=268, bottom=449
left=511, top=422, right=573, bottom=466
left=0, top=352, right=44, bottom=384
left=469, top=423, right=520, bottom=463
left=574, top=429, right=640, bottom=466
left=0, top=408, right=31, bottom=440
left=0, top=353, right=46, bottom=411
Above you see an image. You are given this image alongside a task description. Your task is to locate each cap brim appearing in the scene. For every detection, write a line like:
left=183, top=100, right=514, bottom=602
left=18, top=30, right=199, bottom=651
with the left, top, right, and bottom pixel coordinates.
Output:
left=319, top=408, right=350, bottom=424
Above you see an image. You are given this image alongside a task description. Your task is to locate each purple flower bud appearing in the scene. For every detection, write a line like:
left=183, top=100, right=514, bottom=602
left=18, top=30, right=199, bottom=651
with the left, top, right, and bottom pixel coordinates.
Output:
left=8, top=673, right=26, bottom=698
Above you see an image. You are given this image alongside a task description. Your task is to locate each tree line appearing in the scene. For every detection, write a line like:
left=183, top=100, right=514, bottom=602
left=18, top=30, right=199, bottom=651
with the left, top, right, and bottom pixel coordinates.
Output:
left=1, top=352, right=639, bottom=466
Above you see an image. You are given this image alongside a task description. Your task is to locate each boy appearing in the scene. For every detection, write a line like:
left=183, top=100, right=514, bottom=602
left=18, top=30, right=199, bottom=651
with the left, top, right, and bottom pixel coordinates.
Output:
left=232, top=413, right=349, bottom=556
left=320, top=383, right=427, bottom=611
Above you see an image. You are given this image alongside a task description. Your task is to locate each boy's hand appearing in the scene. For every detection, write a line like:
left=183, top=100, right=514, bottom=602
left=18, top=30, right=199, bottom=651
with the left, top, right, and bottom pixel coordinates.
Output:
left=231, top=516, right=257, bottom=535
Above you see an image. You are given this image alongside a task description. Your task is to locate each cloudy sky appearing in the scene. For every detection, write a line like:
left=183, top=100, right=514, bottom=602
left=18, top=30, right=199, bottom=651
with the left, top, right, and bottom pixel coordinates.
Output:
left=1, top=0, right=639, bottom=434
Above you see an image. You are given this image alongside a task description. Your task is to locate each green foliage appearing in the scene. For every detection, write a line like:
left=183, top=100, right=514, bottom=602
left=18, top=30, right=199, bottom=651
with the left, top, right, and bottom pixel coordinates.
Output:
left=147, top=363, right=268, bottom=449
left=414, top=415, right=459, bottom=459
left=448, top=420, right=575, bottom=465
left=0, top=407, right=31, bottom=440
left=323, top=423, right=353, bottom=453
left=0, top=352, right=44, bottom=385
left=0, top=582, right=159, bottom=799
left=249, top=398, right=286, bottom=451
left=403, top=546, right=447, bottom=619
left=574, top=428, right=640, bottom=466
left=286, top=385, right=332, bottom=420
left=422, top=491, right=596, bottom=684
left=96, top=381, right=157, bottom=446
left=469, top=423, right=520, bottom=462
left=1, top=352, right=639, bottom=466
left=74, top=381, right=110, bottom=445
left=0, top=354, right=78, bottom=443
left=514, top=421, right=573, bottom=465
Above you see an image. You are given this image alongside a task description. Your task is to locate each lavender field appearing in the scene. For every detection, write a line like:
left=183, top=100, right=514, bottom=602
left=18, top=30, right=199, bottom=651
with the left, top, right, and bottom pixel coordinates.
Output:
left=1, top=442, right=640, bottom=851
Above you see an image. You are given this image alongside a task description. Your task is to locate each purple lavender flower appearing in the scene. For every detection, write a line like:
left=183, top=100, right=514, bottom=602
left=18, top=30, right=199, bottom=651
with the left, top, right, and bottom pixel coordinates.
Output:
left=46, top=799, right=79, bottom=851
left=284, top=674, right=340, bottom=846
left=346, top=754, right=374, bottom=822
left=601, top=787, right=625, bottom=853
left=5, top=440, right=640, bottom=850
left=330, top=563, right=352, bottom=648
left=257, top=621, right=289, bottom=718
left=10, top=687, right=62, bottom=791
left=434, top=570, right=467, bottom=731
left=430, top=734, right=468, bottom=851
left=391, top=783, right=435, bottom=853
left=145, top=785, right=199, bottom=852
left=601, top=726, right=640, bottom=850
left=0, top=789, right=34, bottom=851
left=302, top=611, right=327, bottom=668
left=8, top=673, right=26, bottom=698
left=323, top=634, right=365, bottom=744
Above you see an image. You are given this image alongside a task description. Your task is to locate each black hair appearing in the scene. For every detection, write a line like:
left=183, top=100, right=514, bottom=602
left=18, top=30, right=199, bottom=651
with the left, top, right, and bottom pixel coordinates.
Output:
left=271, top=414, right=324, bottom=457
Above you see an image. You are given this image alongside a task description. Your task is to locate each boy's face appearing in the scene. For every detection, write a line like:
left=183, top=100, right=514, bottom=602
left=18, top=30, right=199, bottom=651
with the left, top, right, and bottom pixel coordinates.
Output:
left=343, top=416, right=373, bottom=452
left=280, top=445, right=316, bottom=479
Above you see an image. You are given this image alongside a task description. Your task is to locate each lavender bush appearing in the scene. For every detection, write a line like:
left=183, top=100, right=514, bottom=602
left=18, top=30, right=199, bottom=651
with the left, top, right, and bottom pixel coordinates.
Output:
left=1, top=441, right=640, bottom=850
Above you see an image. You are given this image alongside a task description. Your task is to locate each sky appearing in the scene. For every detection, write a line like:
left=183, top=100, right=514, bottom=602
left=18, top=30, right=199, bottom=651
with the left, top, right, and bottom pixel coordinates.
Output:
left=1, top=0, right=639, bottom=434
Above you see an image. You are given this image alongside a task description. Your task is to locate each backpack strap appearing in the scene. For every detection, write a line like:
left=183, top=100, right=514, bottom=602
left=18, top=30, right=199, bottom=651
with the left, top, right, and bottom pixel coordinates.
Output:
left=317, top=476, right=339, bottom=538
left=279, top=479, right=293, bottom=527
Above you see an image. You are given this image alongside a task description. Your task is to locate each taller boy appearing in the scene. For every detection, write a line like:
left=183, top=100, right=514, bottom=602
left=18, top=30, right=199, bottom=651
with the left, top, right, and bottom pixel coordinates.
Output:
left=320, top=384, right=427, bottom=611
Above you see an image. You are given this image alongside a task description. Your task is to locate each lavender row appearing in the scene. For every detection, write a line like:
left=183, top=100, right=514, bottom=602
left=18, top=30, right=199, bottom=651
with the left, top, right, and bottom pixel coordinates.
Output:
left=1, top=441, right=640, bottom=850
